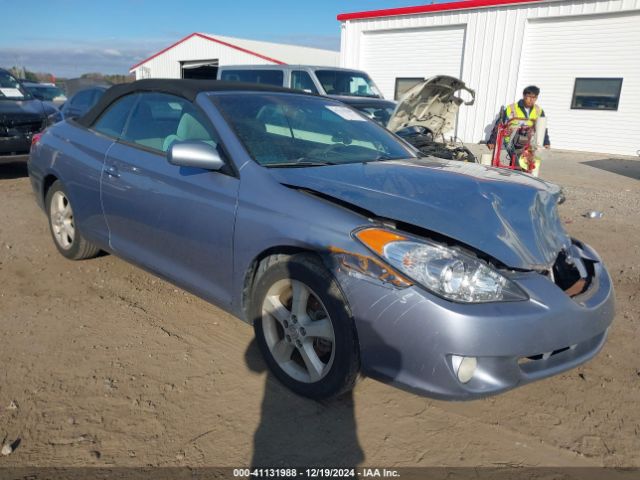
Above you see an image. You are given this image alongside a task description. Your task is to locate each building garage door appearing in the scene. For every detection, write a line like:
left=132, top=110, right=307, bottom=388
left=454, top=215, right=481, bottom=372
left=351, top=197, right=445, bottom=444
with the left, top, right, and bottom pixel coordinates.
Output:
left=518, top=12, right=640, bottom=155
left=181, top=59, right=219, bottom=79
left=361, top=26, right=466, bottom=101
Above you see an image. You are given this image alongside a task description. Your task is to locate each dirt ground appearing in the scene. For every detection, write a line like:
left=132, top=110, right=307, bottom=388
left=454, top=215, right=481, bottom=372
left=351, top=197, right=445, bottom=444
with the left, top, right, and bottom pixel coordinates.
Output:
left=0, top=149, right=638, bottom=470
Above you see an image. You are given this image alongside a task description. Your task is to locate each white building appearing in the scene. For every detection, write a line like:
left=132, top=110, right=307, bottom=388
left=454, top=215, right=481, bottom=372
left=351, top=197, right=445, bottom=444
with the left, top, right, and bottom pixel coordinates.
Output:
left=339, top=0, right=640, bottom=155
left=130, top=32, right=339, bottom=81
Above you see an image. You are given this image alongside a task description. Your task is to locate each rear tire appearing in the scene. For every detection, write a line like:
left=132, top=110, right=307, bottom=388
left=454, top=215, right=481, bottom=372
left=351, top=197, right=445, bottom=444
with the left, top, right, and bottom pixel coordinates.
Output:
left=251, top=254, right=360, bottom=399
left=46, top=180, right=101, bottom=260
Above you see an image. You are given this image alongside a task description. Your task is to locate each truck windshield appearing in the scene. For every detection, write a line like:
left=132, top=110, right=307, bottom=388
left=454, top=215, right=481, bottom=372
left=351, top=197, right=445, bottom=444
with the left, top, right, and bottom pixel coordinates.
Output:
left=26, top=85, right=66, bottom=101
left=0, top=71, right=30, bottom=100
left=315, top=70, right=382, bottom=98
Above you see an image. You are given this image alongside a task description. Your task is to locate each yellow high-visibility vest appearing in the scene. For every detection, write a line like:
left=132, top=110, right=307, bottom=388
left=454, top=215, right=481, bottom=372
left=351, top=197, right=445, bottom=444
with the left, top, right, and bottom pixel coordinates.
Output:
left=504, top=103, right=541, bottom=145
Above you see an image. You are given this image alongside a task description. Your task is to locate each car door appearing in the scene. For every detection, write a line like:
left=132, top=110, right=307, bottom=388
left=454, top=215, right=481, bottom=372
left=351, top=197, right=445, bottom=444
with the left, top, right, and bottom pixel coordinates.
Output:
left=62, top=93, right=139, bottom=247
left=100, top=92, right=239, bottom=306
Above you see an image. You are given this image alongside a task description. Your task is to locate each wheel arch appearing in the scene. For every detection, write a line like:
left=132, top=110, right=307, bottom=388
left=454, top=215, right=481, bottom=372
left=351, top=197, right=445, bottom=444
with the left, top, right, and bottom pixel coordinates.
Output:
left=242, top=246, right=319, bottom=322
left=240, top=245, right=353, bottom=323
left=42, top=173, right=59, bottom=206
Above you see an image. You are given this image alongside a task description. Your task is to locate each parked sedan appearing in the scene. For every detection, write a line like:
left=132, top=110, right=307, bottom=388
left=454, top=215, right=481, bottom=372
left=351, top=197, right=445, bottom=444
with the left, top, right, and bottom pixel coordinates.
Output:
left=21, top=81, right=67, bottom=108
left=59, top=85, right=108, bottom=120
left=28, top=79, right=614, bottom=400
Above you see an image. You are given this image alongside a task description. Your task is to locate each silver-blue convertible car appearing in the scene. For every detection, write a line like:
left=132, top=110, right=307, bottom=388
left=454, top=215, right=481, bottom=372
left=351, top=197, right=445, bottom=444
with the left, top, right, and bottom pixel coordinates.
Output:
left=28, top=80, right=614, bottom=400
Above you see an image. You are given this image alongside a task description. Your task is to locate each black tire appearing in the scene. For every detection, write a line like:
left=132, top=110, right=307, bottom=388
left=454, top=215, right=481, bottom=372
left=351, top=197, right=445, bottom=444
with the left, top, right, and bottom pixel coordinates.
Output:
left=45, top=180, right=101, bottom=260
left=250, top=253, right=360, bottom=399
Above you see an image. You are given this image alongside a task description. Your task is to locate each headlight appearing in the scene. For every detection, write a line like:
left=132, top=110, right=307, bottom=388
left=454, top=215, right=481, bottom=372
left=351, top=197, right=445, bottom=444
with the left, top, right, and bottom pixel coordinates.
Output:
left=354, top=228, right=528, bottom=303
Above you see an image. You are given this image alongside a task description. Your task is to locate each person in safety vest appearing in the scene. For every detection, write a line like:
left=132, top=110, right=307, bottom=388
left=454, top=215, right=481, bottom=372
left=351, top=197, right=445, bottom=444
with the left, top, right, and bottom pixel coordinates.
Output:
left=487, top=86, right=550, bottom=173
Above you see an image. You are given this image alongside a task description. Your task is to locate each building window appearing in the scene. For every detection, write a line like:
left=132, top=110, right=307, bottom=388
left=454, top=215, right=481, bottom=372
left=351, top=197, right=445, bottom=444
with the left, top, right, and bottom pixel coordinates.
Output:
left=394, top=78, right=424, bottom=100
left=571, top=78, right=623, bottom=111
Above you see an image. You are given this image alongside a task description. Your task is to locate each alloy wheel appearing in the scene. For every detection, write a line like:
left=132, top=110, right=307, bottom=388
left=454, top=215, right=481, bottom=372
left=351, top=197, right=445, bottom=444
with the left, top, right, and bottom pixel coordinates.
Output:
left=49, top=190, right=75, bottom=250
left=261, top=279, right=336, bottom=383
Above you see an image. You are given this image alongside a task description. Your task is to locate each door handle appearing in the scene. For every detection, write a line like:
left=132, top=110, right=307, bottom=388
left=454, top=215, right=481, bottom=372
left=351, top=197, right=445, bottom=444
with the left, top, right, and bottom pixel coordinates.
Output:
left=106, top=165, right=120, bottom=178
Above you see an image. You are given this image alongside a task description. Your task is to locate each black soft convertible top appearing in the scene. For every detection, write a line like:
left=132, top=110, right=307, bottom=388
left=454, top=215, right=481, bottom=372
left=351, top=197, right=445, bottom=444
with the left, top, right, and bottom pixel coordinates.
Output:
left=76, top=78, right=296, bottom=127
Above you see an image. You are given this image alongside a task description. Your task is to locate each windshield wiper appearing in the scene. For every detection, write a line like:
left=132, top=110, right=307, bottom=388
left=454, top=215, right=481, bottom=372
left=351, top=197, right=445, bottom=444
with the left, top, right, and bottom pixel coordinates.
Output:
left=372, top=153, right=401, bottom=161
left=342, top=154, right=402, bottom=165
left=264, top=159, right=337, bottom=168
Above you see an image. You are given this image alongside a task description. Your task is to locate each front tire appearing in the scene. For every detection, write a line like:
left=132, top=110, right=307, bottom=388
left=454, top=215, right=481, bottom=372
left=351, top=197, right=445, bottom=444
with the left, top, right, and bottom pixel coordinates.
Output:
left=251, top=254, right=360, bottom=399
left=46, top=180, right=100, bottom=260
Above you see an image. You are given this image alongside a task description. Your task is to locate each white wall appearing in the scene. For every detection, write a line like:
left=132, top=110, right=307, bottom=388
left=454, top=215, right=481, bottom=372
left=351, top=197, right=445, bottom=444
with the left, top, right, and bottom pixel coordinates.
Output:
left=340, top=0, right=640, bottom=155
left=132, top=34, right=340, bottom=80
left=132, top=35, right=274, bottom=80
left=361, top=25, right=466, bottom=98
left=517, top=11, right=640, bottom=155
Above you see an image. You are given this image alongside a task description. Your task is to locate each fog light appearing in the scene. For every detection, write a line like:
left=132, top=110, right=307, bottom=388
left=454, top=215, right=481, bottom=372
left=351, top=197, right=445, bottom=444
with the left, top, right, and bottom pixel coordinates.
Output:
left=451, top=355, right=477, bottom=384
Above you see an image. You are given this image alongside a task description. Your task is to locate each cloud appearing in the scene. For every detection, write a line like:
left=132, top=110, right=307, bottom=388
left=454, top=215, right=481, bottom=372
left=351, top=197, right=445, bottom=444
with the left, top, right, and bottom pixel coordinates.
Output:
left=103, top=49, right=123, bottom=57
left=0, top=33, right=341, bottom=77
left=0, top=33, right=178, bottom=76
left=0, top=45, right=165, bottom=77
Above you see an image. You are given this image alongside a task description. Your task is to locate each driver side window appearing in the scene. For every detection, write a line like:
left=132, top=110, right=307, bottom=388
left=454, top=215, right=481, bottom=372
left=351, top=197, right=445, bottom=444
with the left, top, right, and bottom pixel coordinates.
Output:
left=120, top=93, right=218, bottom=153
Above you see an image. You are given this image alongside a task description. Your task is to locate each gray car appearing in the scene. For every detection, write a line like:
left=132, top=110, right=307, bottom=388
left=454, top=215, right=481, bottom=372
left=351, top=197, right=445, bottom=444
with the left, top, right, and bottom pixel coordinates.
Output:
left=218, top=65, right=396, bottom=126
left=217, top=65, right=383, bottom=97
left=28, top=79, right=614, bottom=400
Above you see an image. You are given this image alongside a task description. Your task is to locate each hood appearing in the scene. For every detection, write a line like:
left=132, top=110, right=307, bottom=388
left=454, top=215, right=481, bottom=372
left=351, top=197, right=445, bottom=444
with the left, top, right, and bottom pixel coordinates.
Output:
left=0, top=98, right=47, bottom=123
left=328, top=94, right=392, bottom=106
left=331, top=96, right=397, bottom=126
left=269, top=158, right=570, bottom=270
left=387, top=75, right=475, bottom=138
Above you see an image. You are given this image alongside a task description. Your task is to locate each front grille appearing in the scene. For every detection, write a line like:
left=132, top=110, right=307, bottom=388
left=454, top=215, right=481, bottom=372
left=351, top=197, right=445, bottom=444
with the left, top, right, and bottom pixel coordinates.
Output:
left=518, top=345, right=575, bottom=365
left=11, top=122, right=43, bottom=136
left=1, top=115, right=45, bottom=138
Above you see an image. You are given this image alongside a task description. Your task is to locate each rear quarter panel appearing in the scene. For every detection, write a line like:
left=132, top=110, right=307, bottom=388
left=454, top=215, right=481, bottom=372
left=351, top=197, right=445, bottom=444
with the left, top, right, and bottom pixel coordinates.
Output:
left=28, top=121, right=114, bottom=249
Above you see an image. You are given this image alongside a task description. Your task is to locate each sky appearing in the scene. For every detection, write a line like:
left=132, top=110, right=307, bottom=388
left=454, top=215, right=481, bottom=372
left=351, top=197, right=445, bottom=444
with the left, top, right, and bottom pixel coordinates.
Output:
left=0, top=0, right=444, bottom=78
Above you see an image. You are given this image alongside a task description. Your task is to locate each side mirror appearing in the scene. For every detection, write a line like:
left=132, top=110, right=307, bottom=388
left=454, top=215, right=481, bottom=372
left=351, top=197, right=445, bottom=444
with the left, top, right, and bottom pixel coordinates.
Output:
left=167, top=141, right=225, bottom=171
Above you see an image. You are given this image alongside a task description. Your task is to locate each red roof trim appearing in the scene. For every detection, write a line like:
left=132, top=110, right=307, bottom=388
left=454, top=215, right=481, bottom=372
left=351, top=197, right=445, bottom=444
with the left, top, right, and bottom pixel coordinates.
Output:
left=130, top=32, right=286, bottom=72
left=130, top=33, right=198, bottom=71
left=337, top=0, right=543, bottom=21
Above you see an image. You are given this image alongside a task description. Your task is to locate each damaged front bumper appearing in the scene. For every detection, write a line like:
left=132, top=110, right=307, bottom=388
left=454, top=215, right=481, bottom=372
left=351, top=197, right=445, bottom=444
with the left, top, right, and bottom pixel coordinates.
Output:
left=330, top=241, right=614, bottom=400
left=1, top=116, right=46, bottom=157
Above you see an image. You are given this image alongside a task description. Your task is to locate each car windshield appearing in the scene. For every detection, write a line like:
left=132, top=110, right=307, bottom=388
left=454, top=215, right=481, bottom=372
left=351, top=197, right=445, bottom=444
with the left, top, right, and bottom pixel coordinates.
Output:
left=0, top=71, right=30, bottom=100
left=26, top=85, right=66, bottom=101
left=315, top=70, right=382, bottom=98
left=211, top=93, right=414, bottom=167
